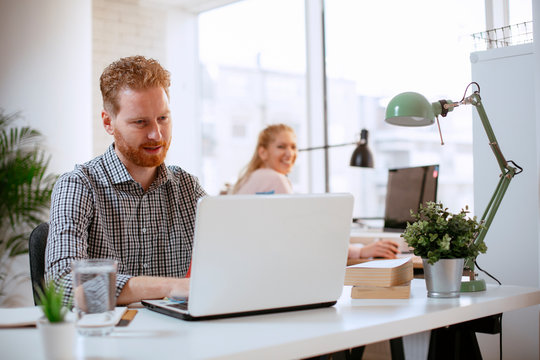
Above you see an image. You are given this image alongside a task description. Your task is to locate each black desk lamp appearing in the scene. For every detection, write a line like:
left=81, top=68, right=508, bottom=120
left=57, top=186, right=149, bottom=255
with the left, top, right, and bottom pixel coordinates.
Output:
left=349, top=129, right=375, bottom=168
left=299, top=129, right=374, bottom=167
left=298, top=129, right=374, bottom=192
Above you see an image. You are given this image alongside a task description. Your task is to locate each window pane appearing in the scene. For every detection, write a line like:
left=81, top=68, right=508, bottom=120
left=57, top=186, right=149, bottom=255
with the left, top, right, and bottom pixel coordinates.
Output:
left=509, top=0, right=533, bottom=24
left=198, top=0, right=307, bottom=195
left=324, top=0, right=485, bottom=218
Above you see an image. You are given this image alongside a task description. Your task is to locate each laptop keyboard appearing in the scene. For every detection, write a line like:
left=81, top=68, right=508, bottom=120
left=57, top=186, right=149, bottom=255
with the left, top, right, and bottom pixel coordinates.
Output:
left=168, top=301, right=188, bottom=311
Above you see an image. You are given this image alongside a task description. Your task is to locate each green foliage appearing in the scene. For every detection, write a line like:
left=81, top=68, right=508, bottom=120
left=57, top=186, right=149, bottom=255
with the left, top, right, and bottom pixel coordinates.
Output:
left=0, top=109, right=58, bottom=298
left=402, top=202, right=487, bottom=265
left=36, top=280, right=71, bottom=323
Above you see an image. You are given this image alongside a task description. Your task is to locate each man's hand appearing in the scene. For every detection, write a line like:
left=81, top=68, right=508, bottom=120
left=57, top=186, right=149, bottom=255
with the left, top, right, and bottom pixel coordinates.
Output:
left=117, top=276, right=190, bottom=305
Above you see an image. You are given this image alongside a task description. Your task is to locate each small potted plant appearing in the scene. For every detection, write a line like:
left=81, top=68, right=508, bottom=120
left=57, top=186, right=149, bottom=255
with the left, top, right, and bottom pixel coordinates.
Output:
left=36, top=281, right=75, bottom=360
left=402, top=202, right=487, bottom=298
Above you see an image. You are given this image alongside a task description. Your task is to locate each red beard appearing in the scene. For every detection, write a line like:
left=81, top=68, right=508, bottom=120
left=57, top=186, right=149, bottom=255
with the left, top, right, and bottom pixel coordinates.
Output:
left=114, top=131, right=170, bottom=167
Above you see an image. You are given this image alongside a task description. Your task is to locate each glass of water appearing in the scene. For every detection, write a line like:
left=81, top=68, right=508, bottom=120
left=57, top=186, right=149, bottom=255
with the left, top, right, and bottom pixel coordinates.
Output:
left=72, top=259, right=117, bottom=336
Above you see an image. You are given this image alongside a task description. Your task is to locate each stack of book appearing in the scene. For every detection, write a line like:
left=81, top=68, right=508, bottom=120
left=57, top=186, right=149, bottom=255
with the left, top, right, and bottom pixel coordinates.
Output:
left=344, top=257, right=413, bottom=299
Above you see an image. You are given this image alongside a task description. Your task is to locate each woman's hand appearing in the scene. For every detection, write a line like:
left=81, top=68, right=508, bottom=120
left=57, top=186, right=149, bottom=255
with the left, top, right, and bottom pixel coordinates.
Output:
left=349, top=239, right=400, bottom=260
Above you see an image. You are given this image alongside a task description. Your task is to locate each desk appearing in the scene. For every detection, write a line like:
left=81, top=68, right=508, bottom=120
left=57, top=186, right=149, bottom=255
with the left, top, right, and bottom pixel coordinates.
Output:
left=2, top=280, right=540, bottom=359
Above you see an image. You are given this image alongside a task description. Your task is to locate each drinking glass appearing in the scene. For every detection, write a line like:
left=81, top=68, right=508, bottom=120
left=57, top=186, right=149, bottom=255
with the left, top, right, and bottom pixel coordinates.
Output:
left=72, top=259, right=117, bottom=336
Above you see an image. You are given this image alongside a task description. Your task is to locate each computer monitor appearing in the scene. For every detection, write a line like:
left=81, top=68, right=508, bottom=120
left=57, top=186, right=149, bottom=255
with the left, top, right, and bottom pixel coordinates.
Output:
left=383, top=164, right=439, bottom=232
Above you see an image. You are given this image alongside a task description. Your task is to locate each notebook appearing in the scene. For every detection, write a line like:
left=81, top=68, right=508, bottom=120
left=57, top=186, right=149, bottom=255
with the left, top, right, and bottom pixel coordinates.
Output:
left=142, top=193, right=354, bottom=321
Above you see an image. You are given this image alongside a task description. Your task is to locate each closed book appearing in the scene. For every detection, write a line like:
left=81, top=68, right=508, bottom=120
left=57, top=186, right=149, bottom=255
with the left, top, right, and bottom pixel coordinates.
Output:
left=344, top=257, right=413, bottom=287
left=351, top=281, right=411, bottom=299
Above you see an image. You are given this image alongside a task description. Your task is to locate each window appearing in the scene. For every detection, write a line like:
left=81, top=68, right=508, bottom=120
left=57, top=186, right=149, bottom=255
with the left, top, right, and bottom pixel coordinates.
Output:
left=198, top=0, right=307, bottom=195
left=324, top=0, right=485, bottom=217
left=197, top=0, right=531, bottom=220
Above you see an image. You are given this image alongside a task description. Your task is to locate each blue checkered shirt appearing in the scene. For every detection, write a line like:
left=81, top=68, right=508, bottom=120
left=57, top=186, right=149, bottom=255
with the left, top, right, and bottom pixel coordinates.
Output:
left=45, top=144, right=207, bottom=304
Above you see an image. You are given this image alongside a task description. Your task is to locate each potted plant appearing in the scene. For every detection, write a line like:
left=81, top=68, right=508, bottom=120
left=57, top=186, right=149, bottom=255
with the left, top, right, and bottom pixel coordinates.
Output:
left=0, top=109, right=57, bottom=302
left=36, top=281, right=75, bottom=360
left=402, top=202, right=487, bottom=298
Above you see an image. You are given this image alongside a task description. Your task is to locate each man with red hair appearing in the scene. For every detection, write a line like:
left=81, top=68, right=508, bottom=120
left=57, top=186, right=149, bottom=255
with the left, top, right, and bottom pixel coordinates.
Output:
left=46, top=56, right=205, bottom=305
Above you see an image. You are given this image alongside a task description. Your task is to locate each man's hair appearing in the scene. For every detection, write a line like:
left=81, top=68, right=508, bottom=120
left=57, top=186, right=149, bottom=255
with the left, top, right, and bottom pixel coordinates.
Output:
left=100, top=55, right=171, bottom=116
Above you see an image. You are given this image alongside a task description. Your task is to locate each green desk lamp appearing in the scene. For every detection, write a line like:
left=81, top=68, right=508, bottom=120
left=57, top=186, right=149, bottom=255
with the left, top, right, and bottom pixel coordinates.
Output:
left=384, top=82, right=522, bottom=292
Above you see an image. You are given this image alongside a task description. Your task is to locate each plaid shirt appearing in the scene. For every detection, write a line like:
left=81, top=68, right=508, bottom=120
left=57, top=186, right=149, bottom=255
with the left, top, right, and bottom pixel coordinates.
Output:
left=45, top=144, right=207, bottom=303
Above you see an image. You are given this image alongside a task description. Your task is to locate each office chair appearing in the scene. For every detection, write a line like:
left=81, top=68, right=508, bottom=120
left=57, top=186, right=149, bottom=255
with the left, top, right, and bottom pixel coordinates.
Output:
left=28, top=222, right=49, bottom=305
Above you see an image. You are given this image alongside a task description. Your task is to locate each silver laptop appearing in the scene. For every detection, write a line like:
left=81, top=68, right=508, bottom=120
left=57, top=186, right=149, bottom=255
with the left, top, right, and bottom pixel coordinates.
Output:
left=142, top=193, right=354, bottom=321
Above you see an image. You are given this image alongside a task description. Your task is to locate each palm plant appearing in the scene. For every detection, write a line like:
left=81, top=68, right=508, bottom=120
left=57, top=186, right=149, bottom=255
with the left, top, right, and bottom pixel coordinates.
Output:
left=0, top=109, right=57, bottom=299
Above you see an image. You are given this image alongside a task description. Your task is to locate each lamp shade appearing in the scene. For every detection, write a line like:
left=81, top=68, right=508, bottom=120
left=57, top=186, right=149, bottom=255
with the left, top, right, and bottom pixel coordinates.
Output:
left=349, top=129, right=374, bottom=168
left=385, top=92, right=436, bottom=126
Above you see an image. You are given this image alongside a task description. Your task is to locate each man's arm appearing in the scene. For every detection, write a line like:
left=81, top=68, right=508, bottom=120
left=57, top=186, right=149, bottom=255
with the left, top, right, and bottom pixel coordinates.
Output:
left=116, top=276, right=190, bottom=305
left=46, top=172, right=95, bottom=305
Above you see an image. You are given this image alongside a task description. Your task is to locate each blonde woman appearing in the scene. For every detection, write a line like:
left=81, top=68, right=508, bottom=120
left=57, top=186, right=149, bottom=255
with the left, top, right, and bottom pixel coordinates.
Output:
left=232, top=123, right=296, bottom=195
left=232, top=124, right=400, bottom=260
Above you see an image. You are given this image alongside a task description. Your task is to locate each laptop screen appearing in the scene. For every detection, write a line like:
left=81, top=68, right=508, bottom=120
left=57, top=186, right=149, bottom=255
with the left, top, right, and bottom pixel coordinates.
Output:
left=383, top=164, right=439, bottom=232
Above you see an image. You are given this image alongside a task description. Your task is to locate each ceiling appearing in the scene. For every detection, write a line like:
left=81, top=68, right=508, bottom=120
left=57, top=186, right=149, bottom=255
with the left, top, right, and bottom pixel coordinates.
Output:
left=142, top=0, right=244, bottom=13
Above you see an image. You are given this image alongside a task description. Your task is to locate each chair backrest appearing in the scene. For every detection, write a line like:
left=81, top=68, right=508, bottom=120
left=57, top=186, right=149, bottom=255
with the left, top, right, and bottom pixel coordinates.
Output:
left=28, top=222, right=49, bottom=305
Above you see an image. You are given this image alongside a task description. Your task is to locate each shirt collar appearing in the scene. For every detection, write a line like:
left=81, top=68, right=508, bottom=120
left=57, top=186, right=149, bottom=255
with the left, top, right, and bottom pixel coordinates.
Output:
left=103, top=144, right=133, bottom=185
left=151, top=162, right=171, bottom=189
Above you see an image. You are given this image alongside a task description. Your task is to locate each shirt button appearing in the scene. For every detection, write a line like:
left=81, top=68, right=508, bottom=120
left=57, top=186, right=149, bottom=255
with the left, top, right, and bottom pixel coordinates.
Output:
left=142, top=228, right=147, bottom=234
left=143, top=263, right=148, bottom=269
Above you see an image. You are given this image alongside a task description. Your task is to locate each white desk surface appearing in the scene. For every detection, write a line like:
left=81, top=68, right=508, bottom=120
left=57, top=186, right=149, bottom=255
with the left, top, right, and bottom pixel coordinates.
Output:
left=2, top=279, right=540, bottom=360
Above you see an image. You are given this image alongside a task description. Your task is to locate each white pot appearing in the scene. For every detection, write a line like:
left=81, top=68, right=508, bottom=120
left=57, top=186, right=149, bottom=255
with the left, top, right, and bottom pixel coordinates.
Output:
left=37, top=317, right=76, bottom=360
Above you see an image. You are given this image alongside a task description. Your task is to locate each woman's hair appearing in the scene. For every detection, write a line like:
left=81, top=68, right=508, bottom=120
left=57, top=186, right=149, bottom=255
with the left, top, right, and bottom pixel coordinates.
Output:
left=100, top=55, right=171, bottom=117
left=231, top=123, right=295, bottom=194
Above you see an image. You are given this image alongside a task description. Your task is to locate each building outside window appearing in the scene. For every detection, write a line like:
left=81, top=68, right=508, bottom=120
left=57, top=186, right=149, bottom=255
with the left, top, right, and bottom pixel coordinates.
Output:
left=198, top=0, right=528, bottom=218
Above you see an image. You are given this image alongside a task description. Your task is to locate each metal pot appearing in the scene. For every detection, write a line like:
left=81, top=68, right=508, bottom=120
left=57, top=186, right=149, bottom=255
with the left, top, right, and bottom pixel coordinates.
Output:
left=422, top=258, right=465, bottom=298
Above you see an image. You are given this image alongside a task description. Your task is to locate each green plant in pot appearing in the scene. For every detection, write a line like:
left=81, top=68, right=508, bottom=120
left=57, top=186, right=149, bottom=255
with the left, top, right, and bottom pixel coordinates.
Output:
left=402, top=202, right=487, bottom=298
left=36, top=280, right=71, bottom=323
left=0, top=109, right=57, bottom=301
left=36, top=281, right=76, bottom=360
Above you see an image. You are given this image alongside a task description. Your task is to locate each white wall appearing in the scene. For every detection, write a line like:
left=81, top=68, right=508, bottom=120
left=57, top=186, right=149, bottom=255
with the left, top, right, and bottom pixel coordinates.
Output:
left=0, top=0, right=92, bottom=307
left=0, top=0, right=93, bottom=176
left=471, top=43, right=539, bottom=359
left=534, top=0, right=540, bottom=356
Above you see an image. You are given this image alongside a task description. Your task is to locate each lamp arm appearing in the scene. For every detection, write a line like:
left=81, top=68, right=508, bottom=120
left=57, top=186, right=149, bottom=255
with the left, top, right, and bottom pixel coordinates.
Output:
left=466, top=93, right=510, bottom=173
left=298, top=141, right=357, bottom=152
left=461, top=92, right=521, bottom=271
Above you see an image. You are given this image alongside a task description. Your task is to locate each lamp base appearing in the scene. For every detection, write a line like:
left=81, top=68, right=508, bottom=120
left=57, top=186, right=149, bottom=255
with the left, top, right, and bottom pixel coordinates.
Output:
left=460, top=279, right=486, bottom=292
